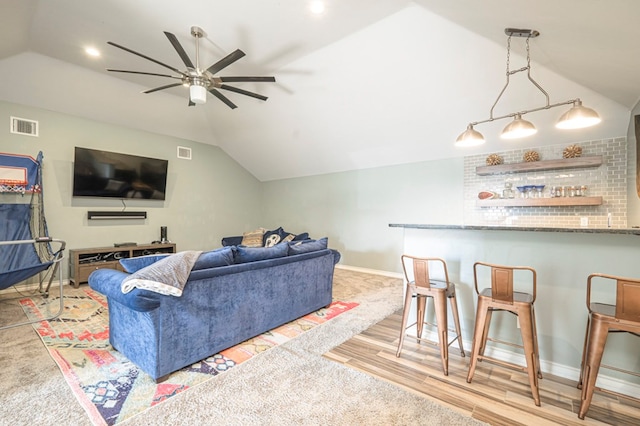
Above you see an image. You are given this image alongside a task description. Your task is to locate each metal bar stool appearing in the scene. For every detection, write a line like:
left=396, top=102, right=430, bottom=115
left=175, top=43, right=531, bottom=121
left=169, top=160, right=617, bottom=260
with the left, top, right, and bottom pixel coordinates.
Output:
left=396, top=255, right=465, bottom=376
left=577, top=273, right=640, bottom=420
left=467, top=262, right=542, bottom=406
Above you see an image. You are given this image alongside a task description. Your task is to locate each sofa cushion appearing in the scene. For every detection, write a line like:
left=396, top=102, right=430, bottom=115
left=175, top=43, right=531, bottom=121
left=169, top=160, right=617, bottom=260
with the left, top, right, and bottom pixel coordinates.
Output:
left=119, top=253, right=171, bottom=273
left=192, top=246, right=234, bottom=270
left=288, top=237, right=328, bottom=255
left=234, top=242, right=289, bottom=263
left=121, top=251, right=202, bottom=297
left=240, top=228, right=266, bottom=247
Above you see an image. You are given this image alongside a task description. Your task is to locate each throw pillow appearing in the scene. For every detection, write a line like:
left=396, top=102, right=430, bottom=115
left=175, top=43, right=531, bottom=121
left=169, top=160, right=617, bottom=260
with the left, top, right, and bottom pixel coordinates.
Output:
left=121, top=250, right=203, bottom=297
left=292, top=232, right=310, bottom=241
left=263, top=227, right=297, bottom=247
left=234, top=242, right=289, bottom=263
left=221, top=236, right=243, bottom=247
left=288, top=237, right=328, bottom=255
left=263, top=227, right=284, bottom=247
left=192, top=246, right=234, bottom=270
left=119, top=253, right=171, bottom=273
left=241, top=228, right=266, bottom=247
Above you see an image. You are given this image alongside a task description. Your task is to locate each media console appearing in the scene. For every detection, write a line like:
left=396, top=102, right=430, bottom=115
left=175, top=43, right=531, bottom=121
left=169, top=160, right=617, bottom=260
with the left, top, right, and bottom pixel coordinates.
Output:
left=69, top=242, right=176, bottom=288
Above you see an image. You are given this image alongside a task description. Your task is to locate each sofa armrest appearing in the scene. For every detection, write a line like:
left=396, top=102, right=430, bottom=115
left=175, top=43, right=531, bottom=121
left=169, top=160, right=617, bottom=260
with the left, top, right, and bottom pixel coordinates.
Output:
left=88, top=268, right=161, bottom=312
left=331, top=249, right=341, bottom=264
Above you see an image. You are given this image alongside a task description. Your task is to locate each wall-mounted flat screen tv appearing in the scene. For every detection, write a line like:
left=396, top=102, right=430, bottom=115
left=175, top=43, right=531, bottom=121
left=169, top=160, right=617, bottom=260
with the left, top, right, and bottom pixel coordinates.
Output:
left=72, top=147, right=168, bottom=200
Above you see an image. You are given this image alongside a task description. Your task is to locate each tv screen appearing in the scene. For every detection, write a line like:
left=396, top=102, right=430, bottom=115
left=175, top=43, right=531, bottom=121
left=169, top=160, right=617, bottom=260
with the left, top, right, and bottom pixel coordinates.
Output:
left=72, top=147, right=168, bottom=200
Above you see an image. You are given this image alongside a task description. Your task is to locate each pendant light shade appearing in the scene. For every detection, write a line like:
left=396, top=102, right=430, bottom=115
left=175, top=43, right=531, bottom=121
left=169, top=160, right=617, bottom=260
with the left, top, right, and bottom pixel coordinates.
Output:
left=555, top=100, right=601, bottom=129
left=190, top=83, right=207, bottom=104
left=501, top=114, right=537, bottom=139
left=455, top=125, right=485, bottom=147
left=455, top=28, right=601, bottom=145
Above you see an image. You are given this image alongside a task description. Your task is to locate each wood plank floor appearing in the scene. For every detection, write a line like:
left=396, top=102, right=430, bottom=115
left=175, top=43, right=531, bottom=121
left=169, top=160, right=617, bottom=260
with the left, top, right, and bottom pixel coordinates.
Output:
left=324, top=310, right=640, bottom=426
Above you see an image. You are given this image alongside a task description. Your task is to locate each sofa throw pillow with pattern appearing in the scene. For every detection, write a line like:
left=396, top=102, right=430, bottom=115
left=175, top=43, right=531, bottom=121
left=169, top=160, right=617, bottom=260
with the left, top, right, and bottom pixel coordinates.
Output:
left=241, top=228, right=266, bottom=247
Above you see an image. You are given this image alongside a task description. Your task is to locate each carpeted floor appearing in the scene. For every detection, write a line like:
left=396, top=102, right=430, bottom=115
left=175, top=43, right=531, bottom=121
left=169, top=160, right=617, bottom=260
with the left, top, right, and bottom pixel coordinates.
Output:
left=0, top=268, right=486, bottom=425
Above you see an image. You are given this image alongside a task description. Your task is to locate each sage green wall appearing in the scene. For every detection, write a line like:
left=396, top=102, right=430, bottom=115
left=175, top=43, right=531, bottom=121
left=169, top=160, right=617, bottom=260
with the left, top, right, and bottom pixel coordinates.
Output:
left=261, top=159, right=464, bottom=273
left=0, top=101, right=262, bottom=278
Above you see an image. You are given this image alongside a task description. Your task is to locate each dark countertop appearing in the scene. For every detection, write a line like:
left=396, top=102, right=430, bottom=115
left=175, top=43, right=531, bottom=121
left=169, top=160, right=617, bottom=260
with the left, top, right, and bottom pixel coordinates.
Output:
left=388, top=223, right=640, bottom=236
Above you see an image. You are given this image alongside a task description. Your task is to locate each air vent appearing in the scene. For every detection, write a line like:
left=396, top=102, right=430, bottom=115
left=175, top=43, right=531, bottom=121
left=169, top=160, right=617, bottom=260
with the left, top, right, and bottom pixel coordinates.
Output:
left=10, top=117, right=39, bottom=137
left=177, top=146, right=192, bottom=160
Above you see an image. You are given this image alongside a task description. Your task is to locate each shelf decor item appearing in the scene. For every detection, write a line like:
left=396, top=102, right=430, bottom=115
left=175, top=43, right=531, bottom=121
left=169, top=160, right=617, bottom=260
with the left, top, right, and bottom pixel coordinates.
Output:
left=523, top=150, right=540, bottom=162
left=486, top=154, right=504, bottom=166
left=563, top=144, right=583, bottom=158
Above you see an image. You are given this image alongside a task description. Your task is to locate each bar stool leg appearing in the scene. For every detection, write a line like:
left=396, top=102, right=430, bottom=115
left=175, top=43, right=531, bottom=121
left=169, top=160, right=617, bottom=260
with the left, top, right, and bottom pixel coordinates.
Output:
left=449, top=293, right=465, bottom=357
left=479, top=309, right=493, bottom=358
left=578, top=320, right=609, bottom=420
left=531, top=305, right=542, bottom=379
left=396, top=286, right=414, bottom=357
left=517, top=306, right=541, bottom=406
left=467, top=298, right=490, bottom=383
left=433, top=291, right=449, bottom=375
left=416, top=294, right=427, bottom=342
left=577, top=315, right=592, bottom=390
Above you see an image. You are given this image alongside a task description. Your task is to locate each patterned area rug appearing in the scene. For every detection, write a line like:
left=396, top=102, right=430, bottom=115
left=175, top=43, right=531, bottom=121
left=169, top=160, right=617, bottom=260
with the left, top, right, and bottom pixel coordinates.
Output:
left=20, top=286, right=357, bottom=426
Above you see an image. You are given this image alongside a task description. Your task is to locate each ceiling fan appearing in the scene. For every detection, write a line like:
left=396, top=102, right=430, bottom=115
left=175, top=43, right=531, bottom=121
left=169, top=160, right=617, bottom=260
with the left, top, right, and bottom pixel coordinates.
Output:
left=106, top=26, right=276, bottom=109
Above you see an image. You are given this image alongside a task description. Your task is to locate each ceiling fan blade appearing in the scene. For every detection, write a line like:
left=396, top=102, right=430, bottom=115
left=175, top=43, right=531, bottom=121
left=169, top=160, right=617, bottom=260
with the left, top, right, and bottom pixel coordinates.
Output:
left=143, top=82, right=183, bottom=94
left=107, top=41, right=188, bottom=78
left=218, top=76, right=276, bottom=83
left=219, top=84, right=268, bottom=101
left=209, top=88, right=237, bottom=109
left=164, top=31, right=195, bottom=69
left=107, top=69, right=182, bottom=79
left=206, top=49, right=246, bottom=75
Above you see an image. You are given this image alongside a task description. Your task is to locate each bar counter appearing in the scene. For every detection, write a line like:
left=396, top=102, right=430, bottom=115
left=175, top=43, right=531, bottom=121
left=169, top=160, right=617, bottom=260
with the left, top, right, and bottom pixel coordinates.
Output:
left=389, top=223, right=640, bottom=236
left=389, top=223, right=640, bottom=391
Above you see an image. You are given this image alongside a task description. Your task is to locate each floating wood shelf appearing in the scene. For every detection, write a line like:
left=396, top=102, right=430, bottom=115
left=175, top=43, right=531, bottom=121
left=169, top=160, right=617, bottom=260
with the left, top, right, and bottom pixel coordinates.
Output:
left=476, top=156, right=603, bottom=176
left=476, top=196, right=603, bottom=207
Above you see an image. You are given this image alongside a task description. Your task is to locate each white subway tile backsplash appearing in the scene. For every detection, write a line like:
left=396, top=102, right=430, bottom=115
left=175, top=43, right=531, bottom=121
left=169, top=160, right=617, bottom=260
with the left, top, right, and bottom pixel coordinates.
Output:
left=463, top=138, right=627, bottom=228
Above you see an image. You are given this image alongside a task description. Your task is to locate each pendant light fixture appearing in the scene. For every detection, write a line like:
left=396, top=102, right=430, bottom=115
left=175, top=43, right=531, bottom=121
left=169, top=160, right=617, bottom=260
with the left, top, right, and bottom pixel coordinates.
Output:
left=455, top=28, right=601, bottom=147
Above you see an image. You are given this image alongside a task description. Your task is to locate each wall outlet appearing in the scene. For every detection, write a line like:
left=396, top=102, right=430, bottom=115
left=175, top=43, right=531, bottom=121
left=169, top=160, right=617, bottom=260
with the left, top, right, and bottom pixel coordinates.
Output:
left=580, top=217, right=589, bottom=227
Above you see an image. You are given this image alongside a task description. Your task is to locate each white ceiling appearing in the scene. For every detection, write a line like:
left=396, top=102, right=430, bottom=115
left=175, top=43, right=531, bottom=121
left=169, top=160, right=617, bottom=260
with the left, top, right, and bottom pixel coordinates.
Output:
left=0, top=0, right=637, bottom=181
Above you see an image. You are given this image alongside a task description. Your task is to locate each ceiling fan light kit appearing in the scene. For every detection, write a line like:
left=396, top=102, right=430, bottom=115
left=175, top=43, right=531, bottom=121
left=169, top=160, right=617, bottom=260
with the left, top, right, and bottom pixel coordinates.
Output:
left=455, top=28, right=601, bottom=146
left=107, top=26, right=276, bottom=109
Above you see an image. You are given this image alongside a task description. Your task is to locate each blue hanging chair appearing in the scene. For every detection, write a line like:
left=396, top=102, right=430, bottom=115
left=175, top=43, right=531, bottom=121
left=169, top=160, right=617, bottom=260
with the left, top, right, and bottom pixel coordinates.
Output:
left=0, top=152, right=65, bottom=330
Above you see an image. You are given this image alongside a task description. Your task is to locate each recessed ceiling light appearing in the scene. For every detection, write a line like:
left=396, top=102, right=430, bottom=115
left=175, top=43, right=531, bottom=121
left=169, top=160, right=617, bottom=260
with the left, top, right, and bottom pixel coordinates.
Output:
left=309, top=1, right=325, bottom=15
left=85, top=47, right=101, bottom=57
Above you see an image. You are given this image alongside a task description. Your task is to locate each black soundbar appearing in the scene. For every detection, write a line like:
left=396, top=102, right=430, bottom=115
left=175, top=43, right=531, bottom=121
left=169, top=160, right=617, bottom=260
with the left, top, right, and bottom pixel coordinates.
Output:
left=87, top=211, right=147, bottom=220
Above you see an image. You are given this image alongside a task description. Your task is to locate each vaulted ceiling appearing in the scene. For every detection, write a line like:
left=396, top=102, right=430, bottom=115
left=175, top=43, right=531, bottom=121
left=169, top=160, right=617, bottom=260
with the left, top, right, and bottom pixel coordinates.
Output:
left=1, top=0, right=637, bottom=181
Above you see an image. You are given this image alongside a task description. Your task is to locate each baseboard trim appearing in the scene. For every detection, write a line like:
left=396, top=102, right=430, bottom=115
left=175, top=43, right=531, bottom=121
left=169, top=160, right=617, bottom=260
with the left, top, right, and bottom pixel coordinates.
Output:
left=336, top=264, right=402, bottom=279
left=477, top=342, right=640, bottom=397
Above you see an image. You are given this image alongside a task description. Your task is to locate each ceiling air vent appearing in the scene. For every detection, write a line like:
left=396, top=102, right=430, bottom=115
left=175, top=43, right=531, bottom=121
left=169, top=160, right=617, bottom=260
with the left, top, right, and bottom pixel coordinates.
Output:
left=10, top=116, right=39, bottom=137
left=177, top=146, right=192, bottom=160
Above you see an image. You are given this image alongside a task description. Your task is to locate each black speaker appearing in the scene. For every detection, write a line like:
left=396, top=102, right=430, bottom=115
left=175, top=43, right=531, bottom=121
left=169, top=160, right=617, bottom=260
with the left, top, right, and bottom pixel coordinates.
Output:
left=160, top=226, right=168, bottom=243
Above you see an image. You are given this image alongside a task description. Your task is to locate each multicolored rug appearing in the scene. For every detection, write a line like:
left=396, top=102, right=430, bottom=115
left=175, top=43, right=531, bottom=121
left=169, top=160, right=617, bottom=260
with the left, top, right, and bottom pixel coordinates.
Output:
left=20, top=286, right=357, bottom=426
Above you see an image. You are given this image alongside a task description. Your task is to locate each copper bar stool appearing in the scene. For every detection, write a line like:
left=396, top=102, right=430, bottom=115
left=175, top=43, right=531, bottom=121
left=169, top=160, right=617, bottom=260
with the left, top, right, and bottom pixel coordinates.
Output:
left=577, top=273, right=640, bottom=420
left=467, top=262, right=542, bottom=406
left=396, top=255, right=465, bottom=376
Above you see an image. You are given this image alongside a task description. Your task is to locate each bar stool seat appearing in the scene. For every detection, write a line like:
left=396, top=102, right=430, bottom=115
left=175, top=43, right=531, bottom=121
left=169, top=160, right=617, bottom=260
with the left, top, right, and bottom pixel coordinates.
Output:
left=577, top=273, right=640, bottom=420
left=467, top=261, right=542, bottom=406
left=396, top=255, right=465, bottom=376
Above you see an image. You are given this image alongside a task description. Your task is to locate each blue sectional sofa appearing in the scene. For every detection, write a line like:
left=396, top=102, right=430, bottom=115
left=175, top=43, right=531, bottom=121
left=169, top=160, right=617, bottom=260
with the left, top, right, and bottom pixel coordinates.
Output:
left=89, top=240, right=340, bottom=381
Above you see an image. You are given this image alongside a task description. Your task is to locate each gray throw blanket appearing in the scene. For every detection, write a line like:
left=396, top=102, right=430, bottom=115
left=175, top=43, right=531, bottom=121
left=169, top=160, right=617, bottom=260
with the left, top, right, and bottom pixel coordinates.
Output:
left=121, top=250, right=203, bottom=297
